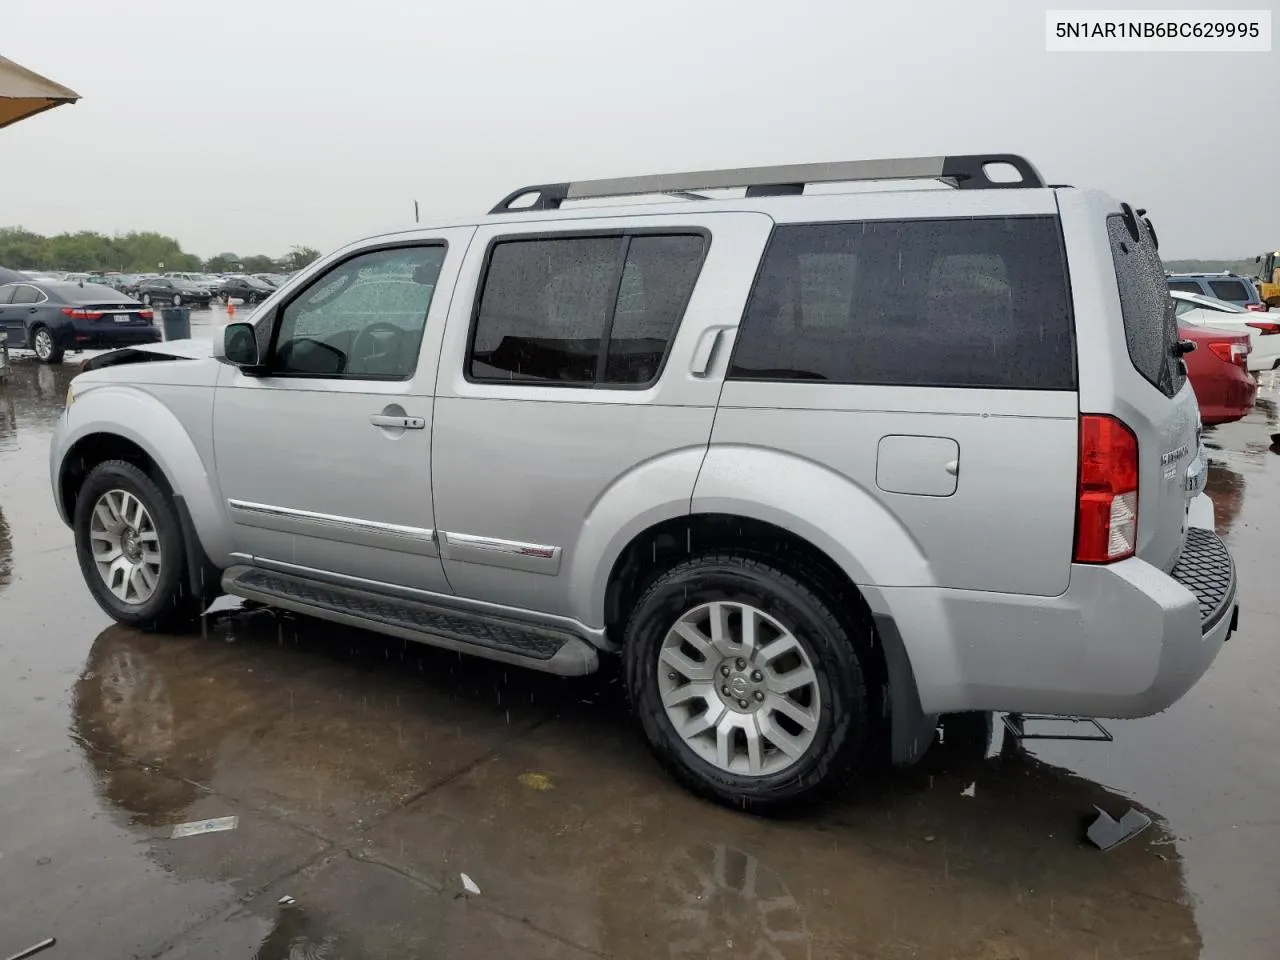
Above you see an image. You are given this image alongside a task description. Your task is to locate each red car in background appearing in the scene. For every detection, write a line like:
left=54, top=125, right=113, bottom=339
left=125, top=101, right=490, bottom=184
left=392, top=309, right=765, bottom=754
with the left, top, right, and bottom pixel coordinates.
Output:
left=1180, top=322, right=1256, bottom=425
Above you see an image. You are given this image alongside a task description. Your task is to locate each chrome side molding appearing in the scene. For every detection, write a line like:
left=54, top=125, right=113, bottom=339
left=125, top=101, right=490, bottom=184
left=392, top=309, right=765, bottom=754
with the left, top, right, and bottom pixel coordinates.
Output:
left=438, top=531, right=563, bottom=576
left=225, top=499, right=438, bottom=556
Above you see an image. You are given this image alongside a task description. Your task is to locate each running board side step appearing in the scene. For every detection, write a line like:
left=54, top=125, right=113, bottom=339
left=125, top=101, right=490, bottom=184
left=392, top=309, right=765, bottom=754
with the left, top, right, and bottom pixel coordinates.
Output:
left=221, top=565, right=599, bottom=677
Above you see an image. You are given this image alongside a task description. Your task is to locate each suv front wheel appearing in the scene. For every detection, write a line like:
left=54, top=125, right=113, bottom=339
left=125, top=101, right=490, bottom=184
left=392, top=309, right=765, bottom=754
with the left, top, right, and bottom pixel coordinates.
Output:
left=624, top=552, right=874, bottom=813
left=73, top=460, right=204, bottom=632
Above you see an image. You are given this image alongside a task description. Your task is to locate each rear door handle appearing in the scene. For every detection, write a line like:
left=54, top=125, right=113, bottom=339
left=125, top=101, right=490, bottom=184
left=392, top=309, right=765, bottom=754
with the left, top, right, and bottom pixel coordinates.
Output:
left=370, top=414, right=425, bottom=430
left=690, top=325, right=734, bottom=377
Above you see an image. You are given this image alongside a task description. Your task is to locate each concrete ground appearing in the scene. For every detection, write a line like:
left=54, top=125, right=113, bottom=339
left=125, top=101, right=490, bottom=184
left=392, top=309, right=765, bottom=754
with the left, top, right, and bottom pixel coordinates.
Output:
left=1, top=334, right=1278, bottom=959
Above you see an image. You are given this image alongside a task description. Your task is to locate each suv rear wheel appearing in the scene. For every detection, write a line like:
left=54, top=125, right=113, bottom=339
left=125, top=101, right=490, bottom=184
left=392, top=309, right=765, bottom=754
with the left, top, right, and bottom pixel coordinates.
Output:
left=73, top=460, right=204, bottom=632
left=624, top=552, right=873, bottom=813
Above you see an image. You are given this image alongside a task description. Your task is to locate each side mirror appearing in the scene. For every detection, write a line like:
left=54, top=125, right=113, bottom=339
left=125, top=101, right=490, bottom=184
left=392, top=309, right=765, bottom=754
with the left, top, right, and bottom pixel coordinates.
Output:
left=214, top=321, right=267, bottom=374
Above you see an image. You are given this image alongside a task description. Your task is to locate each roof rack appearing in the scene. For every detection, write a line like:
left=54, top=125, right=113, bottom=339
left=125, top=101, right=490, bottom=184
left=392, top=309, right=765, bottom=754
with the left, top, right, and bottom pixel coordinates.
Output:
left=490, top=153, right=1046, bottom=214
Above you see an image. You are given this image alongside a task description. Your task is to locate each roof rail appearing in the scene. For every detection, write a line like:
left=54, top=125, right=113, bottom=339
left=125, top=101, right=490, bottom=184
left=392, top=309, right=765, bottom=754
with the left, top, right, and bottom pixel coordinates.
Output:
left=490, top=153, right=1046, bottom=214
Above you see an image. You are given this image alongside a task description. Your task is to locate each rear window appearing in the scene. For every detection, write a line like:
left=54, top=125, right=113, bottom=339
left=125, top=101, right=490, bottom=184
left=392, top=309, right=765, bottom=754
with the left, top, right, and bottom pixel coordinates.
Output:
left=1207, top=279, right=1251, bottom=303
left=728, top=216, right=1075, bottom=389
left=1107, top=215, right=1184, bottom=398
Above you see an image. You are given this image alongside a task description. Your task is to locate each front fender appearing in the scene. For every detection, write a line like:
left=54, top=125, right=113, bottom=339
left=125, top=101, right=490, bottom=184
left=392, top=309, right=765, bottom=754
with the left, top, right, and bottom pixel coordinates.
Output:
left=691, top=444, right=936, bottom=599
left=54, top=384, right=233, bottom=563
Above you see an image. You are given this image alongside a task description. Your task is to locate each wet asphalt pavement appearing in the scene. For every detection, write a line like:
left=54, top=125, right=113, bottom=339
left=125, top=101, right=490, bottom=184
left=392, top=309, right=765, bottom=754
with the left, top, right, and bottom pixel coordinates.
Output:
left=2, top=327, right=1279, bottom=959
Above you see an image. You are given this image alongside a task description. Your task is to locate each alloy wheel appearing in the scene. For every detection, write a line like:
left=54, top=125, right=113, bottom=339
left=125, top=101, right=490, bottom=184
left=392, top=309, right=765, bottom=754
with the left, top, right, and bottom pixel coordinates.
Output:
left=34, top=328, right=53, bottom=361
left=88, top=489, right=163, bottom=605
left=658, top=601, right=822, bottom=777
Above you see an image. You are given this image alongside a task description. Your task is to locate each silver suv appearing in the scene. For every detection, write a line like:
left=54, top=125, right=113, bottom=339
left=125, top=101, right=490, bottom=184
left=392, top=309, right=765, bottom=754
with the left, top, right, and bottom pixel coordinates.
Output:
left=49, top=154, right=1237, bottom=811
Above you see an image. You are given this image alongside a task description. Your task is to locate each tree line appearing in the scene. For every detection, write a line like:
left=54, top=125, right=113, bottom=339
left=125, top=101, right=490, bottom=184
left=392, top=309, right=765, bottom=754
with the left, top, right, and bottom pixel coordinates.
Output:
left=0, top=227, right=321, bottom=275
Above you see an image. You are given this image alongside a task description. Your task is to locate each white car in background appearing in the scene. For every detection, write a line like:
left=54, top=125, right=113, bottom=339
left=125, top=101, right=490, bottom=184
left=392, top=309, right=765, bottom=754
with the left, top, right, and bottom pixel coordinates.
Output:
left=1172, top=289, right=1280, bottom=374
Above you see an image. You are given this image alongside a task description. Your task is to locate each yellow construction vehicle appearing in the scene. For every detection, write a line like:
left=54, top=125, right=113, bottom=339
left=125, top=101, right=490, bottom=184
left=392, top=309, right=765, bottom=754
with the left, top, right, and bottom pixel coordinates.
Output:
left=1255, top=251, right=1280, bottom=307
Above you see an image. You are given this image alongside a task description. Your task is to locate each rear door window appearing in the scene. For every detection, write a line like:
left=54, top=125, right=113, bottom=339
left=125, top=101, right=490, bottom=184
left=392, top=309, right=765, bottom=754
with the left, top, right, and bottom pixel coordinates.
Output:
left=1207, top=279, right=1251, bottom=303
left=469, top=233, right=706, bottom=386
left=11, top=285, right=41, bottom=305
left=728, top=216, right=1075, bottom=389
left=1107, top=215, right=1184, bottom=398
left=1167, top=280, right=1203, bottom=295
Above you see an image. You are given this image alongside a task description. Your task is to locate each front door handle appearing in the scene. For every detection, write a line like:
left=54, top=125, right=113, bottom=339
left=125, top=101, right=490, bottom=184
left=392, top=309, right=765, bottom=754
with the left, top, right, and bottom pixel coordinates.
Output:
left=370, top=414, right=425, bottom=430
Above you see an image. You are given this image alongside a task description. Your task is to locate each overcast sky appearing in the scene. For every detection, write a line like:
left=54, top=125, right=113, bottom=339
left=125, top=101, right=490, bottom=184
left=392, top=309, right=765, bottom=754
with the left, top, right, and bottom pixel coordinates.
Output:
left=4, top=0, right=1276, bottom=261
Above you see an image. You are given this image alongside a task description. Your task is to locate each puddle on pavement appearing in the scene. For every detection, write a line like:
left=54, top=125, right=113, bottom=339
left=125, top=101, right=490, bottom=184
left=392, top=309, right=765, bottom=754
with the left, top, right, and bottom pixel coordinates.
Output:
left=62, top=609, right=1204, bottom=959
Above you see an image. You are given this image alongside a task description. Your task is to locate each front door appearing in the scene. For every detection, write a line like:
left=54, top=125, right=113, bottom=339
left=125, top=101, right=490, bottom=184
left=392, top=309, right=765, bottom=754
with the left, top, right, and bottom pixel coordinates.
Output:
left=212, top=229, right=473, bottom=594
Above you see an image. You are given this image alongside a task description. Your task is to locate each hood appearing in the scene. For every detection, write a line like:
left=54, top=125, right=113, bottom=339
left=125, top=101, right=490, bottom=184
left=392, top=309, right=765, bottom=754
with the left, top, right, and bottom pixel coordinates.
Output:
left=81, top=338, right=213, bottom=372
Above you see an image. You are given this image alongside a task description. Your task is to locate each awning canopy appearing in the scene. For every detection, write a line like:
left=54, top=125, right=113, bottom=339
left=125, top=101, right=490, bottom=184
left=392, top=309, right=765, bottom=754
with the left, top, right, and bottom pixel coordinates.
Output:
left=0, top=55, right=79, bottom=130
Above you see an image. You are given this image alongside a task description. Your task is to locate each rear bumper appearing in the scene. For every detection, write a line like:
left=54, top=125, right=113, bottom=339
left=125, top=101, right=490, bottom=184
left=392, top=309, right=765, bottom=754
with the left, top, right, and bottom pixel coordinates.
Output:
left=879, top=494, right=1235, bottom=718
left=61, top=327, right=162, bottom=350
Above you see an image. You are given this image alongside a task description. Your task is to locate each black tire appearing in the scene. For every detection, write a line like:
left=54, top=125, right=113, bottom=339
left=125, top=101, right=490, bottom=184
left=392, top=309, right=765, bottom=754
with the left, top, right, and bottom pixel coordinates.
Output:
left=73, top=460, right=204, bottom=632
left=623, top=552, right=874, bottom=814
left=246, top=293, right=257, bottom=304
left=31, top=325, right=64, bottom=364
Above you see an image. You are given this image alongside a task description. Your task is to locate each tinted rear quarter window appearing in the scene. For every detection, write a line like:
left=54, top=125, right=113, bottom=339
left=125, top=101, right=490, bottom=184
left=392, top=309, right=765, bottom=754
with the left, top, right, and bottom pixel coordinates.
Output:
left=729, top=216, right=1075, bottom=389
left=1207, top=279, right=1250, bottom=303
left=1167, top=280, right=1203, bottom=295
left=1107, top=215, right=1184, bottom=398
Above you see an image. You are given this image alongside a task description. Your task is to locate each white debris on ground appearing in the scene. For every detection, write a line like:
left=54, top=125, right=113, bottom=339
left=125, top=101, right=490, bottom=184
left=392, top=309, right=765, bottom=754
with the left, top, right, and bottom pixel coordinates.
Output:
left=170, top=816, right=239, bottom=839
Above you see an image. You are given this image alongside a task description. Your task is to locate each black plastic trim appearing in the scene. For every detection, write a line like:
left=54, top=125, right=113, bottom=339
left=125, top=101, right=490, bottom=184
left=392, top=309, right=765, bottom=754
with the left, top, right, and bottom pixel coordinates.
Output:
left=873, top=613, right=937, bottom=768
left=939, top=154, right=1046, bottom=189
left=1170, top=527, right=1237, bottom=634
left=490, top=182, right=571, bottom=214
left=173, top=494, right=221, bottom=604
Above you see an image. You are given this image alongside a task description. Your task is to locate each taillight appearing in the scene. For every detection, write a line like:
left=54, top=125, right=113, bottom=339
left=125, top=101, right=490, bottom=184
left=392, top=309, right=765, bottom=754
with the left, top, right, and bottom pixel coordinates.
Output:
left=138, top=309, right=154, bottom=322
left=1245, top=320, right=1280, bottom=335
left=1207, top=340, right=1250, bottom=368
left=61, top=307, right=103, bottom=320
left=1074, top=414, right=1139, bottom=564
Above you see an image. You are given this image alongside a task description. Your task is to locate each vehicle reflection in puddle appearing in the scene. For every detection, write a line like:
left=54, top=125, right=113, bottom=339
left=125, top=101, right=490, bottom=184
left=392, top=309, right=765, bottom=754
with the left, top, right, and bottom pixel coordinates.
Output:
left=658, top=844, right=811, bottom=960
left=0, top=503, right=11, bottom=591
left=68, top=610, right=1201, bottom=959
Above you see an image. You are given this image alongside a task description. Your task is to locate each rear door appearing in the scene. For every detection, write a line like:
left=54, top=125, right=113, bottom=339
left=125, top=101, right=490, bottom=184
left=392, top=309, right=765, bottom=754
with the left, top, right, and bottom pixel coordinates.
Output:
left=7, top=284, right=44, bottom=344
left=0, top=284, right=19, bottom=340
left=430, top=212, right=772, bottom=617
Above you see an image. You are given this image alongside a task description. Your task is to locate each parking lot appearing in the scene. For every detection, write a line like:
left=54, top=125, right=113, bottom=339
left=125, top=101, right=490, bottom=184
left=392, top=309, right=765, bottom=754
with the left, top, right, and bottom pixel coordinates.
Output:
left=1, top=344, right=1278, bottom=959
